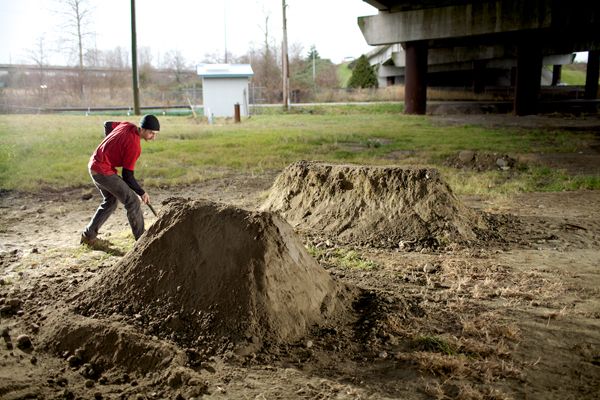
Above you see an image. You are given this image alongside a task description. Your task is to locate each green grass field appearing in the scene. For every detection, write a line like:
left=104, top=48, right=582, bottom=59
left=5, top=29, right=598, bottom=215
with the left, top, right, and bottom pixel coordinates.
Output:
left=1, top=107, right=598, bottom=195
left=560, top=63, right=588, bottom=85
left=337, top=63, right=353, bottom=88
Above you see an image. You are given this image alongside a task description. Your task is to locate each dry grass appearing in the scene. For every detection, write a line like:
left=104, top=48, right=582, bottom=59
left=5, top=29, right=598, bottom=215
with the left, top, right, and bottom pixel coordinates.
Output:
left=435, top=259, right=567, bottom=307
left=310, top=86, right=509, bottom=103
left=1, top=88, right=194, bottom=110
left=358, top=250, right=583, bottom=398
left=460, top=315, right=521, bottom=342
left=313, top=86, right=405, bottom=103
left=398, top=348, right=523, bottom=381
left=399, top=351, right=468, bottom=376
left=307, top=246, right=379, bottom=270
left=423, top=379, right=515, bottom=400
left=428, top=87, right=512, bottom=101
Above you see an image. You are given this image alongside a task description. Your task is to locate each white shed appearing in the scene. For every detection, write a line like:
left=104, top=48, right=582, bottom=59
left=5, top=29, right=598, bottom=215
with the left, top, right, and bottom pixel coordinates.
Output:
left=197, top=64, right=254, bottom=118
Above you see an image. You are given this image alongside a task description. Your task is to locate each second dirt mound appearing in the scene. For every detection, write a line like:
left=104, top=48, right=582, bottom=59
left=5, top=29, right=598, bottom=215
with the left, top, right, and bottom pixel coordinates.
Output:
left=262, top=161, right=490, bottom=248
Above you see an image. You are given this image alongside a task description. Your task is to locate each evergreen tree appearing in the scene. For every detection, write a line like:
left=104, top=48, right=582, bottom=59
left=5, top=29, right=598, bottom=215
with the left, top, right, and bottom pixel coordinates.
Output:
left=347, top=55, right=378, bottom=89
left=306, top=45, right=320, bottom=61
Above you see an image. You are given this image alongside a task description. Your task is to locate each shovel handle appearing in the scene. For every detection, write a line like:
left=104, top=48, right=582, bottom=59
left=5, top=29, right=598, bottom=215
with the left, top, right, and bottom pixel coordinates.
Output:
left=147, top=202, right=158, bottom=217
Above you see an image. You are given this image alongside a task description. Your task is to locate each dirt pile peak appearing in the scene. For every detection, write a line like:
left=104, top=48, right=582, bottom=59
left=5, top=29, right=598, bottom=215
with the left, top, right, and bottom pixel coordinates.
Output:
left=262, top=161, right=488, bottom=248
left=76, top=198, right=349, bottom=352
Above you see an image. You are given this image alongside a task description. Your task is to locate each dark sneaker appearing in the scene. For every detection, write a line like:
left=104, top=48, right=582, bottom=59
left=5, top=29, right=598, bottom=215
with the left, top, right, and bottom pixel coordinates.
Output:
left=80, top=234, right=122, bottom=255
left=80, top=233, right=96, bottom=246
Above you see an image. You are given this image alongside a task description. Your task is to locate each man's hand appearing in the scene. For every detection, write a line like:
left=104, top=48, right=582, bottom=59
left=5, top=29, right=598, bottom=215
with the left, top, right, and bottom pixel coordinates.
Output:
left=141, top=192, right=150, bottom=204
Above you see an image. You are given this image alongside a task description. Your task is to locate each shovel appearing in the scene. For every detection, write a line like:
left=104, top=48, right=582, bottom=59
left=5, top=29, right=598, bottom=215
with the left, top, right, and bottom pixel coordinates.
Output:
left=146, top=202, right=158, bottom=217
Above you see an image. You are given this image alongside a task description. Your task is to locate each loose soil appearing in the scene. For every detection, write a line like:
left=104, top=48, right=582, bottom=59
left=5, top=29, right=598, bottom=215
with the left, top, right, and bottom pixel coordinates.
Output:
left=74, top=198, right=352, bottom=358
left=1, top=114, right=600, bottom=400
left=262, top=161, right=492, bottom=249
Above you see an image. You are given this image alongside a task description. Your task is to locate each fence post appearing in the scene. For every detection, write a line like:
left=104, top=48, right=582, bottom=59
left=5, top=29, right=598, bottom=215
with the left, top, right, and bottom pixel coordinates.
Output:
left=234, top=103, right=241, bottom=123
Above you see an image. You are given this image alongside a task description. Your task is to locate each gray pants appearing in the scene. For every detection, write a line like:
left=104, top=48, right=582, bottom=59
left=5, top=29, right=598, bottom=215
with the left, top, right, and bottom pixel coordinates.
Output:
left=83, top=171, right=144, bottom=240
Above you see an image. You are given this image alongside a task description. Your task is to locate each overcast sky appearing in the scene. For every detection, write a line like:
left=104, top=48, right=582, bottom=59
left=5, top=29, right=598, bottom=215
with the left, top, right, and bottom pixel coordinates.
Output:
left=0, top=0, right=378, bottom=66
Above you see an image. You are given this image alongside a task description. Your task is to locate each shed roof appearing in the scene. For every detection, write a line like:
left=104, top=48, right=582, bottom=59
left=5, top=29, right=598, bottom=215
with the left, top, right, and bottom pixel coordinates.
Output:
left=197, top=63, right=254, bottom=78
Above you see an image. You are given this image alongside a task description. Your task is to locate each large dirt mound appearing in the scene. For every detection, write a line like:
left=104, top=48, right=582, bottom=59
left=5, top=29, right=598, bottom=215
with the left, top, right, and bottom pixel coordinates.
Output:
left=262, top=161, right=491, bottom=248
left=75, top=198, right=350, bottom=355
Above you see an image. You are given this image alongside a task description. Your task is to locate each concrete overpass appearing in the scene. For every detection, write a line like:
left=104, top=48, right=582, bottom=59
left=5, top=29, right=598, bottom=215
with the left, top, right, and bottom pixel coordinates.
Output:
left=365, top=42, right=575, bottom=89
left=358, top=0, right=600, bottom=115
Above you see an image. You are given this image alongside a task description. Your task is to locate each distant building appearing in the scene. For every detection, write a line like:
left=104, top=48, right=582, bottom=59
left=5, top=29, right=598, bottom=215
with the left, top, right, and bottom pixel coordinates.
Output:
left=197, top=64, right=254, bottom=118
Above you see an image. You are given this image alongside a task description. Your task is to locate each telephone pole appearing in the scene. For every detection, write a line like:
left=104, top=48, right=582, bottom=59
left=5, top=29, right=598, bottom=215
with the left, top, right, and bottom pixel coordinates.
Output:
left=131, top=0, right=141, bottom=115
left=224, top=0, right=228, bottom=63
left=282, top=0, right=289, bottom=110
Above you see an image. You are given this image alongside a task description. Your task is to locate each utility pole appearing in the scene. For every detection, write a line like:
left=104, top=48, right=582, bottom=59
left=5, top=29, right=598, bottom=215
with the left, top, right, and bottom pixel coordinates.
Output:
left=224, top=0, right=228, bottom=63
left=312, top=47, right=316, bottom=88
left=131, top=0, right=141, bottom=115
left=282, top=0, right=289, bottom=110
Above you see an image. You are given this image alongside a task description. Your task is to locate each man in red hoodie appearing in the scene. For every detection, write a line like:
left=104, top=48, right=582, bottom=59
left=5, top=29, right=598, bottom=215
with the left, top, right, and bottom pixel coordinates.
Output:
left=81, top=114, right=160, bottom=245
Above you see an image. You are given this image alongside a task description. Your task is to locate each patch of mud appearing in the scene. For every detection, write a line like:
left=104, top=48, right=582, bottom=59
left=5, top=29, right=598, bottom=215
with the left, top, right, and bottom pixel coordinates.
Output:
left=72, top=198, right=353, bottom=358
left=444, top=150, right=517, bottom=171
left=261, top=161, right=504, bottom=249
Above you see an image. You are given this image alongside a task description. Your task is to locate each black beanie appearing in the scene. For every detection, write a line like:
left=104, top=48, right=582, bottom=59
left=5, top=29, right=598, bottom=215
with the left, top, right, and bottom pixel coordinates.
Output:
left=140, top=114, right=160, bottom=131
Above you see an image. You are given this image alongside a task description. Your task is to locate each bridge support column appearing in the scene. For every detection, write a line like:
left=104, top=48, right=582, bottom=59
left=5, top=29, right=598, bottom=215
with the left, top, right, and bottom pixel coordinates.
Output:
left=404, top=40, right=428, bottom=115
left=473, top=60, right=486, bottom=94
left=551, top=65, right=562, bottom=86
left=585, top=50, right=600, bottom=99
left=514, top=40, right=542, bottom=116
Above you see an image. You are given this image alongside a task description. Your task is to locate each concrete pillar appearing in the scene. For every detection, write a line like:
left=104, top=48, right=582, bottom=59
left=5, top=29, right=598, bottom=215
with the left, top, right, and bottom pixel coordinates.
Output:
left=551, top=65, right=562, bottom=86
left=404, top=41, right=428, bottom=115
left=514, top=40, right=542, bottom=116
left=510, top=67, right=517, bottom=87
left=473, top=60, right=485, bottom=94
left=584, top=50, right=600, bottom=99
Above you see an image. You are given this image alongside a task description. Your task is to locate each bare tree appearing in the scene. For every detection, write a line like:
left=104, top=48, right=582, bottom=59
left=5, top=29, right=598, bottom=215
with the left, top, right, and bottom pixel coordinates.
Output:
left=284, top=44, right=340, bottom=102
left=103, top=47, right=129, bottom=69
left=138, top=47, right=153, bottom=69
left=248, top=14, right=282, bottom=103
left=29, top=36, right=48, bottom=90
left=56, top=0, right=94, bottom=97
left=102, top=47, right=130, bottom=100
left=201, top=51, right=221, bottom=64
left=138, top=46, right=154, bottom=88
left=164, top=50, right=189, bottom=84
left=28, top=37, right=50, bottom=102
left=84, top=33, right=100, bottom=67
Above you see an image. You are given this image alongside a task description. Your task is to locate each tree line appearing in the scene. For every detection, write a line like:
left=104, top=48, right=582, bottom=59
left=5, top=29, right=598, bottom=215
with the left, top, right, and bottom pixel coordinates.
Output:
left=2, top=0, right=378, bottom=109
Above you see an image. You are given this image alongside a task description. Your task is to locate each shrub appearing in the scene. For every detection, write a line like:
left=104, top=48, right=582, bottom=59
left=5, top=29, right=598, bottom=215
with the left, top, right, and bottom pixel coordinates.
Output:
left=347, top=55, right=378, bottom=89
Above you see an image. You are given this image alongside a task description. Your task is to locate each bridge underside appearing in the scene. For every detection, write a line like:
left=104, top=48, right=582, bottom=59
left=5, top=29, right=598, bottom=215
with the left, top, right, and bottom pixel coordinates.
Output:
left=359, top=0, right=600, bottom=115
